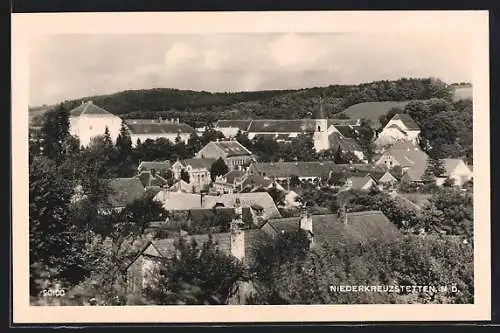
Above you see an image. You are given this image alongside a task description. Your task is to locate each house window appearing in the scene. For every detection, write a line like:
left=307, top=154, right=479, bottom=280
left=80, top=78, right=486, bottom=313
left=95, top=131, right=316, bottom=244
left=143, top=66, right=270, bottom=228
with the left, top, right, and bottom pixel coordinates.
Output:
left=89, top=125, right=93, bottom=130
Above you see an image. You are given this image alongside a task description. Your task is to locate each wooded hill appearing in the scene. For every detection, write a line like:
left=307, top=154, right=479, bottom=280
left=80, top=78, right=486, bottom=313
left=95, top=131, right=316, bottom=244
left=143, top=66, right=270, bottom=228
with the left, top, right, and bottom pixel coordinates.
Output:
left=30, top=78, right=469, bottom=129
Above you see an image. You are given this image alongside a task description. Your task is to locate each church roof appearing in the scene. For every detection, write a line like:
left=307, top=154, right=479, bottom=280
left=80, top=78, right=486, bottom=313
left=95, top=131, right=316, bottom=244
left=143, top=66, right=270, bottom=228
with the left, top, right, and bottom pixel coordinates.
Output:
left=69, top=101, right=114, bottom=117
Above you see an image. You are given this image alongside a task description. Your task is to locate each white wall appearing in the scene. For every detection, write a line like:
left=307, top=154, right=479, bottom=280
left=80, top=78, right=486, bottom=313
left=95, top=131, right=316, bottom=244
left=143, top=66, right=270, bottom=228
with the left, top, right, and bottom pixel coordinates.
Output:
left=69, top=114, right=122, bottom=147
left=215, top=127, right=240, bottom=138
left=449, top=162, right=473, bottom=186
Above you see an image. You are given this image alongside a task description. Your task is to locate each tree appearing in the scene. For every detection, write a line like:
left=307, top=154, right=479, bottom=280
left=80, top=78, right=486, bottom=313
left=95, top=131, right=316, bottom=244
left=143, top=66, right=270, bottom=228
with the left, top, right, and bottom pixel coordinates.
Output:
left=235, top=130, right=252, bottom=149
left=180, top=169, right=190, bottom=183
left=187, top=133, right=202, bottom=156
left=145, top=236, right=245, bottom=305
left=421, top=187, right=473, bottom=239
left=41, top=104, right=71, bottom=163
left=379, top=107, right=402, bottom=129
left=123, top=193, right=168, bottom=234
left=210, top=157, right=229, bottom=182
left=116, top=121, right=132, bottom=157
left=267, top=186, right=286, bottom=206
left=29, top=155, right=82, bottom=295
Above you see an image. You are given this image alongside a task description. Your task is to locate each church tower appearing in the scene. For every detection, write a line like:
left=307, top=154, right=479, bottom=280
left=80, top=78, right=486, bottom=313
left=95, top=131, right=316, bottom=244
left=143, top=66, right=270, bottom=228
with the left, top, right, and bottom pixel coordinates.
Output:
left=313, top=96, right=330, bottom=152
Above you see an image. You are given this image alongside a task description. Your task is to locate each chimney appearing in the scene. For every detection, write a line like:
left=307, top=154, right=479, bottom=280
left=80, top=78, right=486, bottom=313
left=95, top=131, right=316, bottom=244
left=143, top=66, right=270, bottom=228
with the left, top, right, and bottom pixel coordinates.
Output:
left=200, top=192, right=204, bottom=208
left=176, top=118, right=179, bottom=124
left=159, top=117, right=163, bottom=123
left=151, top=168, right=156, bottom=177
left=170, top=118, right=174, bottom=124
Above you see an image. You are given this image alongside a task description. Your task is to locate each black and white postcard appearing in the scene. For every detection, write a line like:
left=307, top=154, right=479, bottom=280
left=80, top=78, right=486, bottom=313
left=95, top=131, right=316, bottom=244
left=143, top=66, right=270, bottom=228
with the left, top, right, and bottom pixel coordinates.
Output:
left=11, top=10, right=491, bottom=323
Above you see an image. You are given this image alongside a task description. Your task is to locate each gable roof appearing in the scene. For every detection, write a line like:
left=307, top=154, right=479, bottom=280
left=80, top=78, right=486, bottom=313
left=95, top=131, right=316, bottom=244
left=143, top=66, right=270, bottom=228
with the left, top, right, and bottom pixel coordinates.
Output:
left=179, top=158, right=216, bottom=170
left=125, top=121, right=195, bottom=135
left=265, top=211, right=401, bottom=247
left=137, top=171, right=168, bottom=188
left=441, top=158, right=470, bottom=176
left=329, top=132, right=363, bottom=152
left=333, top=125, right=358, bottom=138
left=385, top=124, right=407, bottom=135
left=349, top=175, right=376, bottom=190
left=147, top=232, right=232, bottom=259
left=140, top=228, right=266, bottom=264
left=225, top=170, right=247, bottom=184
left=155, top=191, right=281, bottom=220
left=250, top=161, right=337, bottom=179
left=379, top=171, right=398, bottom=183
left=207, top=140, right=253, bottom=157
left=391, top=114, right=420, bottom=130
left=138, top=161, right=171, bottom=172
left=104, top=177, right=146, bottom=208
left=187, top=207, right=253, bottom=226
left=69, top=101, right=114, bottom=117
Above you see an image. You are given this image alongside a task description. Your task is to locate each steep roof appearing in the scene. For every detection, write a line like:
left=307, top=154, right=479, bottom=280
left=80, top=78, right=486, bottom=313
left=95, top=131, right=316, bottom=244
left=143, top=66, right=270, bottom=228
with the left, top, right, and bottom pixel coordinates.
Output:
left=180, top=158, right=216, bottom=170
left=187, top=207, right=253, bottom=226
left=137, top=171, right=168, bottom=188
left=212, top=193, right=282, bottom=220
left=380, top=146, right=429, bottom=181
left=385, top=124, right=407, bottom=135
left=265, top=211, right=400, bottom=248
left=138, top=161, right=171, bottom=172
left=379, top=171, right=398, bottom=183
left=333, top=125, right=357, bottom=138
left=69, top=101, right=114, bottom=117
left=329, top=132, right=363, bottom=152
left=349, top=175, right=376, bottom=190
left=105, top=177, right=146, bottom=208
left=143, top=228, right=266, bottom=264
left=209, top=140, right=253, bottom=157
left=225, top=170, right=247, bottom=184
left=441, top=158, right=470, bottom=176
left=125, top=121, right=195, bottom=135
left=156, top=191, right=281, bottom=220
left=391, top=114, right=420, bottom=130
left=148, top=233, right=232, bottom=259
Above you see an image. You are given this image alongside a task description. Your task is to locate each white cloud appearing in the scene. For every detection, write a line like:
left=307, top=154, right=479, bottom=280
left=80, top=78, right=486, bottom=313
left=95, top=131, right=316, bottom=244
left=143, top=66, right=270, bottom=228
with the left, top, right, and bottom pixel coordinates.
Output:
left=164, top=43, right=197, bottom=68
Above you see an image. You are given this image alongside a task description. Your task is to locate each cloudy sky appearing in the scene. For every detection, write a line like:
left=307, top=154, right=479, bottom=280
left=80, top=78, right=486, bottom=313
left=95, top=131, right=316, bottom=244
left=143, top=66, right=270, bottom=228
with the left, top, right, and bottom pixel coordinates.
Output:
left=29, top=33, right=472, bottom=106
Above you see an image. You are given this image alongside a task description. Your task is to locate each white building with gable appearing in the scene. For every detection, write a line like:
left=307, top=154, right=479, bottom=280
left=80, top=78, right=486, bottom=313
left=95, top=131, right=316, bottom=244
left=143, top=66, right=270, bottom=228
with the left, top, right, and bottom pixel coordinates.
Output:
left=68, top=101, right=122, bottom=147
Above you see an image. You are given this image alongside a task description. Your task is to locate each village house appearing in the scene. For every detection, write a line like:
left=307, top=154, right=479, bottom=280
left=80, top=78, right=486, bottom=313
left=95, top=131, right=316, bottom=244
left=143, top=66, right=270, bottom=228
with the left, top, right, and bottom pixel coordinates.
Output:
left=261, top=208, right=400, bottom=252
left=137, top=169, right=169, bottom=189
left=171, top=158, right=215, bottom=193
left=213, top=98, right=363, bottom=156
left=374, top=113, right=421, bottom=149
left=124, top=118, right=196, bottom=147
left=137, top=160, right=171, bottom=175
left=211, top=170, right=248, bottom=194
left=101, top=177, right=147, bottom=212
left=436, top=158, right=473, bottom=187
left=340, top=174, right=378, bottom=192
left=153, top=191, right=282, bottom=221
left=378, top=170, right=399, bottom=186
left=374, top=142, right=429, bottom=183
left=68, top=101, right=122, bottom=147
left=196, top=140, right=254, bottom=170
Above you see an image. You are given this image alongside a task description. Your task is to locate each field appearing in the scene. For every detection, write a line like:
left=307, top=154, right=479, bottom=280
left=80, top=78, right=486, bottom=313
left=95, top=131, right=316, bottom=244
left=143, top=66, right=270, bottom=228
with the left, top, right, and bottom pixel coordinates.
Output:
left=338, top=101, right=415, bottom=129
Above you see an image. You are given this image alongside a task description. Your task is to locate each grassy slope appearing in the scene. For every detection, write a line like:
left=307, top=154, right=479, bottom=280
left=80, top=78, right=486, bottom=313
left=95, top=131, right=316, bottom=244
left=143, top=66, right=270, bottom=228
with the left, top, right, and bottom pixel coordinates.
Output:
left=338, top=101, right=415, bottom=128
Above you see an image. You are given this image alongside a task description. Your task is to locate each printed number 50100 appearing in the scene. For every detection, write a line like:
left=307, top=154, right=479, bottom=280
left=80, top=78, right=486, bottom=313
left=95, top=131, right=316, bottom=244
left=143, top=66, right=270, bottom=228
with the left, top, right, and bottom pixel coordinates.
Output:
left=40, top=289, right=66, bottom=297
